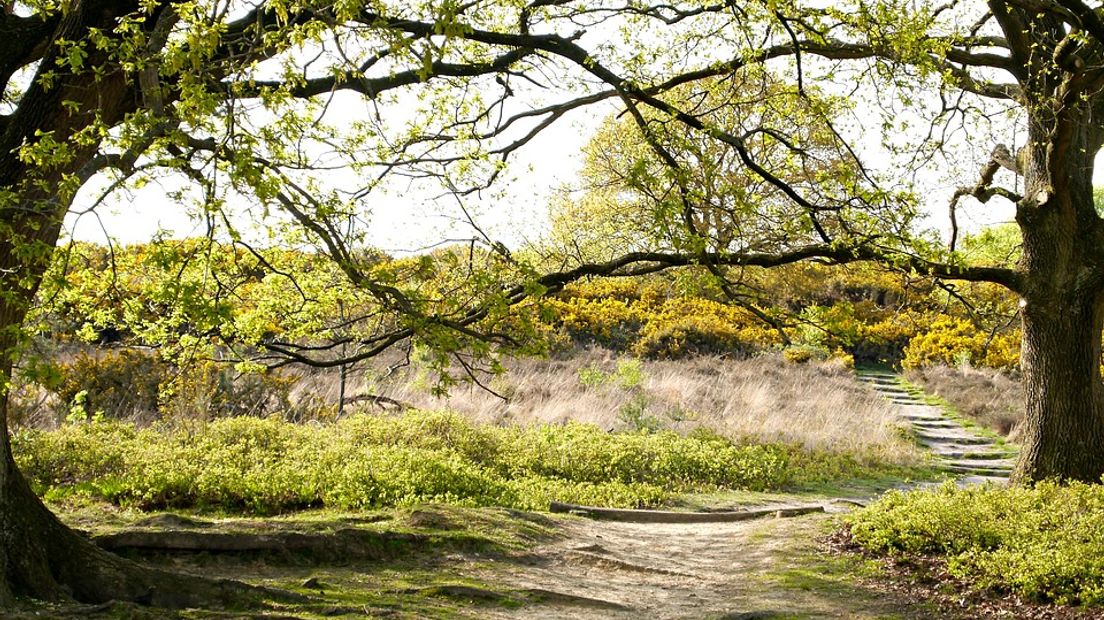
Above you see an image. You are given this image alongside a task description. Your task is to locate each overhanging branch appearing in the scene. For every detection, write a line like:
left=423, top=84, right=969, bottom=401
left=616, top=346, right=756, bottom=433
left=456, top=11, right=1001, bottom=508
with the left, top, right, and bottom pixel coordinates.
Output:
left=258, top=242, right=1023, bottom=369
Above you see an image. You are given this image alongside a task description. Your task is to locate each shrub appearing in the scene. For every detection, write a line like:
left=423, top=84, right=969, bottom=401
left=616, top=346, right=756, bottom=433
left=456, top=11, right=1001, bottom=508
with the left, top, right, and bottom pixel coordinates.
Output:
left=16, top=411, right=801, bottom=513
left=782, top=345, right=829, bottom=364
left=45, top=350, right=300, bottom=425
left=546, top=286, right=783, bottom=359
left=54, top=351, right=167, bottom=422
left=633, top=301, right=779, bottom=359
left=546, top=296, right=645, bottom=349
left=846, top=482, right=1104, bottom=605
left=159, top=361, right=296, bottom=421
left=902, top=316, right=1020, bottom=371
left=851, top=312, right=928, bottom=365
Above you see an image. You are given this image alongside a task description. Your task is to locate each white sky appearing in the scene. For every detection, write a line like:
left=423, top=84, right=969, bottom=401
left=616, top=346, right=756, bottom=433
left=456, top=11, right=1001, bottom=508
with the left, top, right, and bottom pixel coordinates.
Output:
left=64, top=98, right=611, bottom=251
left=58, top=11, right=1104, bottom=254
left=68, top=98, right=1064, bottom=252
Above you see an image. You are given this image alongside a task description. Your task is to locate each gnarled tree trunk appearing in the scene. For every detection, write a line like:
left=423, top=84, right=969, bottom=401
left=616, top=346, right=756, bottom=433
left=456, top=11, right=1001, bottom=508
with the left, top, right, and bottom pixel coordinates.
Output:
left=0, top=208, right=245, bottom=606
left=1012, top=103, right=1104, bottom=483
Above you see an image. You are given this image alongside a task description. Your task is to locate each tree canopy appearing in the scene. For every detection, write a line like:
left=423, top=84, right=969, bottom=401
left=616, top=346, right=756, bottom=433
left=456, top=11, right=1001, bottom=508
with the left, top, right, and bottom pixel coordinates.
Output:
left=6, top=0, right=1104, bottom=606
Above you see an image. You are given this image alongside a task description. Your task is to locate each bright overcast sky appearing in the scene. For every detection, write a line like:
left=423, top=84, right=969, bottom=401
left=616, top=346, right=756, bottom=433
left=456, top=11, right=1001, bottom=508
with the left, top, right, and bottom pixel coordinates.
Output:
left=58, top=18, right=1104, bottom=254
left=67, top=102, right=1063, bottom=253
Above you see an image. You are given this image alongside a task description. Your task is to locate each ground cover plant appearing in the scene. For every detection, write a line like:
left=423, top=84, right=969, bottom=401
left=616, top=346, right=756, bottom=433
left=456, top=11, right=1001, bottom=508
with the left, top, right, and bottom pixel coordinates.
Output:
left=845, top=482, right=1104, bottom=606
left=12, top=410, right=917, bottom=515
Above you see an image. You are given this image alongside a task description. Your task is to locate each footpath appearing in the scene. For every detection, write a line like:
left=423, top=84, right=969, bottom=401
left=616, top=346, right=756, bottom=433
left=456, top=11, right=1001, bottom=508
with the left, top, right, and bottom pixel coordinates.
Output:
left=855, top=369, right=1016, bottom=484
left=478, top=370, right=1010, bottom=619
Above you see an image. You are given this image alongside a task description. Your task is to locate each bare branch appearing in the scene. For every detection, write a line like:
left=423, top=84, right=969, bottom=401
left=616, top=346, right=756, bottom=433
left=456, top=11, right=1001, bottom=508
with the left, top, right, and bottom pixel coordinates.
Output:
left=948, top=143, right=1025, bottom=251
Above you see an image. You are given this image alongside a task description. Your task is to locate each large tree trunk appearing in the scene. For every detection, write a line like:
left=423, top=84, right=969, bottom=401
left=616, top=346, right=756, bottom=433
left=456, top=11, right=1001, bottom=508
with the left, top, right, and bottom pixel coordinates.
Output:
left=0, top=420, right=248, bottom=607
left=0, top=1, right=264, bottom=603
left=0, top=210, right=250, bottom=607
left=0, top=396, right=240, bottom=607
left=1012, top=102, right=1104, bottom=483
left=1015, top=290, right=1104, bottom=481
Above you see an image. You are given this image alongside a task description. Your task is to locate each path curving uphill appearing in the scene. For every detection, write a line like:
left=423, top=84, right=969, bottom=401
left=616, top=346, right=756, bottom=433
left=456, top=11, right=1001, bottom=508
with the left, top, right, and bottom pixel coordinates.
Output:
left=855, top=368, right=1017, bottom=484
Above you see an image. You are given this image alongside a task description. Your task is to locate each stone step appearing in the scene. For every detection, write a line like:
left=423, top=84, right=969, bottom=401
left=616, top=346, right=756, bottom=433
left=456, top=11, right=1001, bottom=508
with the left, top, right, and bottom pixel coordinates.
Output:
left=910, top=475, right=1009, bottom=491
left=928, top=446, right=1016, bottom=460
left=858, top=380, right=900, bottom=388
left=921, top=441, right=998, bottom=453
left=869, top=380, right=908, bottom=387
left=944, top=457, right=1015, bottom=470
left=956, top=475, right=1011, bottom=486
left=887, top=397, right=926, bottom=405
left=911, top=419, right=960, bottom=429
left=898, top=414, right=950, bottom=424
left=916, top=432, right=994, bottom=446
left=941, top=464, right=1013, bottom=476
left=897, top=406, right=945, bottom=416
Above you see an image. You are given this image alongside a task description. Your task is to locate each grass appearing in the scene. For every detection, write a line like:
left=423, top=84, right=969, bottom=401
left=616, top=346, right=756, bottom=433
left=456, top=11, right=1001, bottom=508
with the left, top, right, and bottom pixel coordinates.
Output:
left=905, top=365, right=1023, bottom=441
left=299, top=349, right=921, bottom=463
left=846, top=481, right=1104, bottom=606
left=14, top=409, right=916, bottom=515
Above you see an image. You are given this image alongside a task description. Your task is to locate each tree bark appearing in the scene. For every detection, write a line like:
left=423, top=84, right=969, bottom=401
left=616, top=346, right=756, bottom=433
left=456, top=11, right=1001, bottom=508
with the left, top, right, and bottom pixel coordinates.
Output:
left=1011, top=101, right=1104, bottom=483
left=1015, top=291, right=1104, bottom=482
left=0, top=211, right=253, bottom=607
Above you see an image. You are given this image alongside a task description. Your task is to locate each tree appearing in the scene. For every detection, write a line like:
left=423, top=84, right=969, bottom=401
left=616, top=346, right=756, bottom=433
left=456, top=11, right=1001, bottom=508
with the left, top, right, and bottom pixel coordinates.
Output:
left=3, top=0, right=1104, bottom=606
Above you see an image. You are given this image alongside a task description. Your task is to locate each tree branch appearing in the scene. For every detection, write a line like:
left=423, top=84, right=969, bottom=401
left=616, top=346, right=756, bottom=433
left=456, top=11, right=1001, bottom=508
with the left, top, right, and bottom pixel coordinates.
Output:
left=948, top=144, right=1024, bottom=251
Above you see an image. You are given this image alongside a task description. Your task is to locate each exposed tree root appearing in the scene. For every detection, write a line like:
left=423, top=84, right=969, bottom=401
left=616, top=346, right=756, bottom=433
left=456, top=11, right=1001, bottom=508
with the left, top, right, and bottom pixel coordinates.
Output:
left=0, top=455, right=282, bottom=610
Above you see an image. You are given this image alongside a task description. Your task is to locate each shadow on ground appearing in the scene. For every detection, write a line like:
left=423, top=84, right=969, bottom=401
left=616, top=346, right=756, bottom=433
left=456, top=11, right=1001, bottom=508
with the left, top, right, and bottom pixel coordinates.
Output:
left=8, top=501, right=938, bottom=619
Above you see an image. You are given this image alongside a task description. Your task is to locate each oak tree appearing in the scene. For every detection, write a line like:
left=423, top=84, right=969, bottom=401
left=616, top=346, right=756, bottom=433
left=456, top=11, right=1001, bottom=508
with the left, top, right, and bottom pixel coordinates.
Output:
left=3, top=0, right=1104, bottom=606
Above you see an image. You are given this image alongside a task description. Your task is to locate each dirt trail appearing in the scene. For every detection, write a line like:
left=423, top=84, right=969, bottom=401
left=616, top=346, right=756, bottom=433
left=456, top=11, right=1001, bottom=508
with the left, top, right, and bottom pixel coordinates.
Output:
left=475, top=512, right=928, bottom=619
left=469, top=370, right=1009, bottom=620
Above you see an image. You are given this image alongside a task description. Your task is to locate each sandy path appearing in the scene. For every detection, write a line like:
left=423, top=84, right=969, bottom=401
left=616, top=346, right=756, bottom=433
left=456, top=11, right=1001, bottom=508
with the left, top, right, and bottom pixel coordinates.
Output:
left=471, top=371, right=1010, bottom=619
left=476, top=512, right=929, bottom=619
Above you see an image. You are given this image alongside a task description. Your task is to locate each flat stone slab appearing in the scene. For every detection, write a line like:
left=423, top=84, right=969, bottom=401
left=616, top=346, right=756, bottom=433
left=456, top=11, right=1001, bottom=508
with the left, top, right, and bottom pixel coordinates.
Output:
left=942, top=467, right=1011, bottom=478
left=928, top=446, right=1016, bottom=460
left=911, top=419, right=961, bottom=429
left=916, top=431, right=994, bottom=445
left=872, top=385, right=910, bottom=393
left=945, top=461, right=1011, bottom=474
left=956, top=475, right=1010, bottom=486
left=896, top=403, right=942, bottom=411
left=896, top=410, right=949, bottom=419
left=949, top=456, right=1015, bottom=465
left=887, top=399, right=926, bottom=406
left=897, top=408, right=946, bottom=419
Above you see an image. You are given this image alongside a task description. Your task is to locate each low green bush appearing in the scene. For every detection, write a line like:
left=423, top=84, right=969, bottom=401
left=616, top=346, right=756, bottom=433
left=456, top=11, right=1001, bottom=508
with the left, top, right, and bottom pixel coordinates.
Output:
left=846, top=481, right=1104, bottom=605
left=14, top=411, right=804, bottom=514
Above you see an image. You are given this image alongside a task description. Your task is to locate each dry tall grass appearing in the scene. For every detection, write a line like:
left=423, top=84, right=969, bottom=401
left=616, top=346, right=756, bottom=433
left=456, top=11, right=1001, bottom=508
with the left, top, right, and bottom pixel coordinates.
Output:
left=295, top=349, right=918, bottom=463
left=905, top=365, right=1024, bottom=440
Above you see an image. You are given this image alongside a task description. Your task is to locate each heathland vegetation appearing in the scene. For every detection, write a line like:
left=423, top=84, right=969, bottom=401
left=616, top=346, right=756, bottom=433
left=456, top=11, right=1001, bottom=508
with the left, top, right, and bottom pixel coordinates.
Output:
left=6, top=1, right=1104, bottom=615
left=14, top=233, right=1103, bottom=615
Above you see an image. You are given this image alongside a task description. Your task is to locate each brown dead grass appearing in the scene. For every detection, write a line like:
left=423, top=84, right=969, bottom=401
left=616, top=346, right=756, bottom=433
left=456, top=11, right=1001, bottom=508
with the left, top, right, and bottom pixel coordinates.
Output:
left=905, top=365, right=1024, bottom=441
left=295, top=349, right=917, bottom=463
